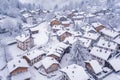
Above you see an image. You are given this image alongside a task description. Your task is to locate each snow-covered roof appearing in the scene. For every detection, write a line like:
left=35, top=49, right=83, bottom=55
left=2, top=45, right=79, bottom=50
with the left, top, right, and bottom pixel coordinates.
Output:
left=24, top=49, right=45, bottom=61
left=34, top=61, right=42, bottom=69
left=83, top=32, right=100, bottom=40
left=72, top=31, right=82, bottom=36
left=92, top=22, right=103, bottom=28
left=16, top=34, right=30, bottom=42
left=56, top=30, right=68, bottom=36
left=52, top=25, right=63, bottom=30
left=7, top=58, right=29, bottom=73
left=108, top=58, right=120, bottom=72
left=85, top=60, right=103, bottom=74
left=86, top=13, right=96, bottom=18
left=60, top=64, right=89, bottom=80
left=55, top=42, right=69, bottom=49
left=30, top=27, right=39, bottom=32
left=79, top=37, right=92, bottom=48
left=72, top=15, right=84, bottom=19
left=47, top=50, right=61, bottom=57
left=64, top=36, right=77, bottom=44
left=100, top=28, right=119, bottom=38
left=22, top=13, right=32, bottom=18
left=41, top=57, right=59, bottom=69
left=90, top=47, right=112, bottom=60
left=113, top=35, right=120, bottom=45
left=61, top=20, right=71, bottom=24
left=97, top=38, right=118, bottom=50
left=81, top=26, right=95, bottom=32
left=11, top=71, right=31, bottom=80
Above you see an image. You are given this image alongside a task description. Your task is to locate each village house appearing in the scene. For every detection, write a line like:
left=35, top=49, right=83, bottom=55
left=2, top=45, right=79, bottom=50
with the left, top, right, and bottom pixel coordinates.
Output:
left=108, top=57, right=120, bottom=72
left=48, top=42, right=70, bottom=58
left=23, top=49, right=46, bottom=66
left=7, top=58, right=31, bottom=80
left=78, top=37, right=92, bottom=50
left=64, top=36, right=77, bottom=45
left=85, top=60, right=103, bottom=75
left=83, top=32, right=100, bottom=41
left=30, top=27, right=39, bottom=34
left=113, top=35, right=120, bottom=50
left=22, top=13, right=37, bottom=25
left=90, top=46, right=113, bottom=66
left=41, top=57, right=59, bottom=73
left=51, top=25, right=63, bottom=32
left=56, top=30, right=72, bottom=41
left=16, top=34, right=34, bottom=51
left=91, top=22, right=105, bottom=32
left=61, top=20, right=71, bottom=27
left=100, top=28, right=119, bottom=39
left=85, top=60, right=112, bottom=80
left=47, top=50, right=61, bottom=62
left=96, top=38, right=118, bottom=51
left=60, top=64, right=90, bottom=80
left=50, top=19, right=60, bottom=27
left=81, top=25, right=96, bottom=32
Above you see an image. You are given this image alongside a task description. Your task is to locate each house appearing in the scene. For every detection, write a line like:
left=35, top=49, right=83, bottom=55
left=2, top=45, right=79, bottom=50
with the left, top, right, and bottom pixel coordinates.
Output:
left=7, top=58, right=31, bottom=80
left=64, top=36, right=77, bottom=45
left=85, top=60, right=103, bottom=75
left=96, top=38, right=118, bottom=51
left=60, top=64, right=90, bottom=80
left=108, top=58, right=120, bottom=72
left=47, top=50, right=61, bottom=62
left=81, top=26, right=96, bottom=32
left=23, top=49, right=46, bottom=65
left=50, top=19, right=59, bottom=27
left=113, top=35, right=120, bottom=49
left=85, top=60, right=113, bottom=80
left=41, top=57, right=59, bottom=73
left=50, top=42, right=70, bottom=56
left=83, top=32, right=100, bottom=40
left=100, top=28, right=119, bottom=38
left=16, top=34, right=34, bottom=51
left=30, top=27, right=39, bottom=34
left=90, top=47, right=113, bottom=65
left=91, top=22, right=105, bottom=32
left=79, top=37, right=92, bottom=49
left=61, top=20, right=71, bottom=27
left=22, top=13, right=36, bottom=25
left=72, top=15, right=84, bottom=20
left=57, top=30, right=72, bottom=41
left=51, top=25, right=63, bottom=32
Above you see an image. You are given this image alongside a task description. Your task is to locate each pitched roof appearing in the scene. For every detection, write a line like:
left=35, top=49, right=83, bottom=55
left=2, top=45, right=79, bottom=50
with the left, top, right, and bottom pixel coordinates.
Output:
left=16, top=34, right=30, bottom=42
left=24, top=49, right=45, bottom=61
left=85, top=60, right=103, bottom=74
left=100, top=28, right=119, bottom=38
left=41, top=57, right=59, bottom=69
left=7, top=58, right=29, bottom=73
left=60, top=64, right=89, bottom=80
left=83, top=32, right=100, bottom=40
left=97, top=38, right=118, bottom=50
left=90, top=47, right=112, bottom=60
left=79, top=37, right=92, bottom=48
left=108, top=58, right=120, bottom=72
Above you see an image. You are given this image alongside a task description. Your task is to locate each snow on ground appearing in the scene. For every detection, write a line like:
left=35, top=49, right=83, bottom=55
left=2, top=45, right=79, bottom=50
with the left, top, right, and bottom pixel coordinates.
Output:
left=0, top=47, right=6, bottom=70
left=6, top=44, right=25, bottom=59
left=33, top=22, right=49, bottom=47
left=103, top=72, right=120, bottom=80
left=0, top=67, right=9, bottom=80
left=60, top=53, right=72, bottom=68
